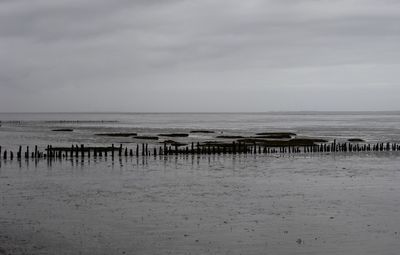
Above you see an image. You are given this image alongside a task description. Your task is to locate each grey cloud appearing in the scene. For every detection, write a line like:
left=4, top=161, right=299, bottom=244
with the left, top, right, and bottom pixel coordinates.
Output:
left=0, top=0, right=399, bottom=111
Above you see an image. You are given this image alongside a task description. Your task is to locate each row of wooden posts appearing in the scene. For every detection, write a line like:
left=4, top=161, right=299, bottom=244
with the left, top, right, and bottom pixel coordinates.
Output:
left=1, top=141, right=400, bottom=160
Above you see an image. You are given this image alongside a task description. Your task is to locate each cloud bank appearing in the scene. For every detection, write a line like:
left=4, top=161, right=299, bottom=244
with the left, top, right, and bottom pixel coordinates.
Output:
left=1, top=0, right=400, bottom=111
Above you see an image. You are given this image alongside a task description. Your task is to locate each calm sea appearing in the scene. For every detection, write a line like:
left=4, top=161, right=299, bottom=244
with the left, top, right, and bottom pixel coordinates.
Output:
left=0, top=112, right=400, bottom=149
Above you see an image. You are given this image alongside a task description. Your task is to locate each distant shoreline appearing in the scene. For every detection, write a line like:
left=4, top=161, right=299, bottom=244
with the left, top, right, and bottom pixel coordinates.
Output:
left=1, top=111, right=400, bottom=115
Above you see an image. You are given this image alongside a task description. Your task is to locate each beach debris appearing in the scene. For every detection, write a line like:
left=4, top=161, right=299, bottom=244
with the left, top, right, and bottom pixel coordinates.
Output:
left=52, top=128, right=73, bottom=132
left=296, top=238, right=303, bottom=244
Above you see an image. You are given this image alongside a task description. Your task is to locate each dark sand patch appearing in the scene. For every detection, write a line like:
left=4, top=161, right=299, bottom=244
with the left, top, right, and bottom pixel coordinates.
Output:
left=190, top=130, right=215, bottom=134
left=134, top=136, right=159, bottom=140
left=95, top=133, right=137, bottom=137
left=348, top=138, right=365, bottom=142
left=161, top=140, right=188, bottom=147
left=158, top=134, right=189, bottom=138
left=216, top=136, right=244, bottom=139
left=237, top=138, right=328, bottom=146
left=255, top=132, right=296, bottom=137
left=254, top=134, right=293, bottom=139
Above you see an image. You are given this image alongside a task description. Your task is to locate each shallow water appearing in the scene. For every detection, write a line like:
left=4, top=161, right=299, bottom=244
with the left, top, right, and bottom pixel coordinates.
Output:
left=1, top=113, right=400, bottom=254
left=1, top=112, right=400, bottom=151
left=1, top=153, right=400, bottom=254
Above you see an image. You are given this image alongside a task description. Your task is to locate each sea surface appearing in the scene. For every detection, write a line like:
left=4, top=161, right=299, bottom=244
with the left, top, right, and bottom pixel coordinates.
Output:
left=1, top=112, right=400, bottom=150
left=1, top=112, right=400, bottom=254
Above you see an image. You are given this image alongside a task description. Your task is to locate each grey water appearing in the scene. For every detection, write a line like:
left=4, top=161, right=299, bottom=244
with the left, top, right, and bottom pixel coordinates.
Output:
left=1, top=112, right=400, bottom=255
left=1, top=112, right=400, bottom=150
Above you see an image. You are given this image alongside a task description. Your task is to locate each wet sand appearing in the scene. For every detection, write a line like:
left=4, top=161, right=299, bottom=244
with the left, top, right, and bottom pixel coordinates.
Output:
left=1, top=153, right=400, bottom=254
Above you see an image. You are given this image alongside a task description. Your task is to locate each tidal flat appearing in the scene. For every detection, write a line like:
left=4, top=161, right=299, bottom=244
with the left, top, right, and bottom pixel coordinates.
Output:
left=1, top=153, right=400, bottom=255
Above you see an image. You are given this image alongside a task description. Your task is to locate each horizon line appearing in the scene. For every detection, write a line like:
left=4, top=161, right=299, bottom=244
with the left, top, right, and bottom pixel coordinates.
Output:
left=1, top=110, right=400, bottom=114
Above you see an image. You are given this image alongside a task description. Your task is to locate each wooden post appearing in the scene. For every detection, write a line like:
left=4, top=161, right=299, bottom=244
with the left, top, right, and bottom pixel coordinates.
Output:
left=18, top=146, right=22, bottom=159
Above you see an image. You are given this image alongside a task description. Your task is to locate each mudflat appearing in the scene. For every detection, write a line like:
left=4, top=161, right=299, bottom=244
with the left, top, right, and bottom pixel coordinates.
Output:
left=0, top=153, right=399, bottom=255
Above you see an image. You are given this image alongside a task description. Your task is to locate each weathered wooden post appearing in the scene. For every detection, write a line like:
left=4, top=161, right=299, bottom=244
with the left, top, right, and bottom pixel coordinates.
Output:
left=17, top=146, right=22, bottom=159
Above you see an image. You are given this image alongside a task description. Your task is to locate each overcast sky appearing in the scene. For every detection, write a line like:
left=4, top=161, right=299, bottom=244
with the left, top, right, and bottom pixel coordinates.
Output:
left=1, top=0, right=400, bottom=112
